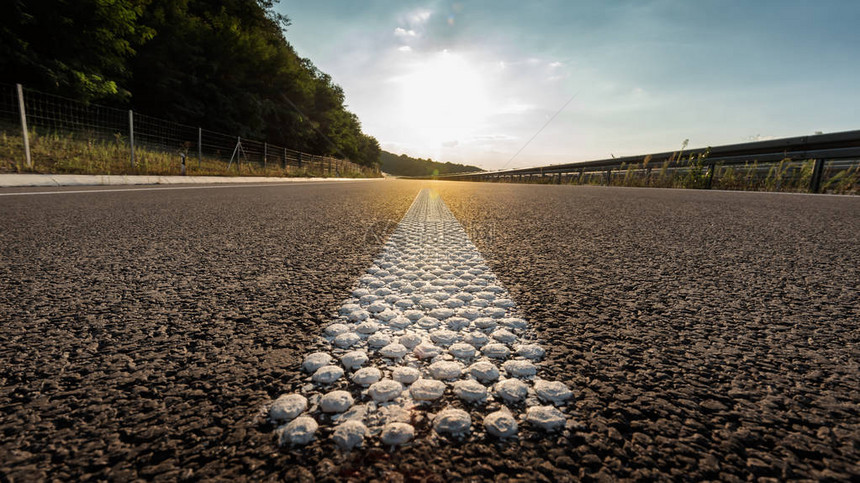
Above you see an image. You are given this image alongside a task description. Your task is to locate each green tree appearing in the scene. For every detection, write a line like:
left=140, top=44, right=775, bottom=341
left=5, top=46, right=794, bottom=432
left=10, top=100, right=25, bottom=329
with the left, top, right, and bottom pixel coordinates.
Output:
left=0, top=0, right=153, bottom=101
left=0, top=0, right=382, bottom=166
left=379, top=151, right=482, bottom=177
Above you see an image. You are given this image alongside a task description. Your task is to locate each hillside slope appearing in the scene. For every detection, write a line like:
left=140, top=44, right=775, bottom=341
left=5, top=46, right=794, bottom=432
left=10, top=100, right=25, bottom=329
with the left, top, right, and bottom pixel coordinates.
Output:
left=380, top=151, right=482, bottom=177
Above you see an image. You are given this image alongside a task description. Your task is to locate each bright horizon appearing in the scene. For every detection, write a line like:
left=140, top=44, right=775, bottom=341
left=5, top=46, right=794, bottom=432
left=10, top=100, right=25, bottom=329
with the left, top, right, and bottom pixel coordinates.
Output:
left=278, top=0, right=860, bottom=170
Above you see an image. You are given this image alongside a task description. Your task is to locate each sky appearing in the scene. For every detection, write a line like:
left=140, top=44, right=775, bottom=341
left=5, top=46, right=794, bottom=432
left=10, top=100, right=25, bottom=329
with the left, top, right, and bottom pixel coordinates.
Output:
left=276, top=0, right=860, bottom=170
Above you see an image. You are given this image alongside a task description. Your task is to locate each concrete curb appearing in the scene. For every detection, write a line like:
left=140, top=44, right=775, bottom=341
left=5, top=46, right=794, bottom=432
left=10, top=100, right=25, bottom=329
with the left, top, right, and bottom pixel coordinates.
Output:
left=0, top=174, right=378, bottom=188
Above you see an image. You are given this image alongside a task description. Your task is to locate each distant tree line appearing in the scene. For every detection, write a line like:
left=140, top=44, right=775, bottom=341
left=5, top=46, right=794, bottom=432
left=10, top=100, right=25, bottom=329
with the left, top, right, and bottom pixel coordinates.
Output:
left=0, top=0, right=381, bottom=166
left=379, top=150, right=483, bottom=177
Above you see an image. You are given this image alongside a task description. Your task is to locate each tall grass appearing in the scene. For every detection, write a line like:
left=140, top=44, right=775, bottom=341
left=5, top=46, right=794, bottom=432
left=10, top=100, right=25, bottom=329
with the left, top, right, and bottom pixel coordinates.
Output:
left=822, top=164, right=860, bottom=193
left=549, top=151, right=858, bottom=194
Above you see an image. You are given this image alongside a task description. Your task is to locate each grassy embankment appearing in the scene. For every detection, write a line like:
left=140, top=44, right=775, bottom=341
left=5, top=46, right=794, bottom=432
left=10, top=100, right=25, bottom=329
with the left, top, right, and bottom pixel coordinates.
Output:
left=0, top=130, right=378, bottom=178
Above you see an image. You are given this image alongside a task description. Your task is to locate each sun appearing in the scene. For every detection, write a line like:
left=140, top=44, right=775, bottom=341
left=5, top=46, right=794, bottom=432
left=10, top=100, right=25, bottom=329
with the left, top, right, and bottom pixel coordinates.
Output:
left=397, top=51, right=490, bottom=140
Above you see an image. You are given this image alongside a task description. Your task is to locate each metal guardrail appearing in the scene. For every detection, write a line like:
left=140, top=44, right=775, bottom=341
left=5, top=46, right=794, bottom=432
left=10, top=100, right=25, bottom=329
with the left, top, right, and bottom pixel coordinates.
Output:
left=428, top=130, right=860, bottom=194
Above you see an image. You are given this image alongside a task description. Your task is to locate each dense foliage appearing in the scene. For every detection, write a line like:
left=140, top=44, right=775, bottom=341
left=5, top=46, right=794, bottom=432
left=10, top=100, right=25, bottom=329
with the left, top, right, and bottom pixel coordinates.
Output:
left=0, top=0, right=380, bottom=166
left=380, top=150, right=482, bottom=177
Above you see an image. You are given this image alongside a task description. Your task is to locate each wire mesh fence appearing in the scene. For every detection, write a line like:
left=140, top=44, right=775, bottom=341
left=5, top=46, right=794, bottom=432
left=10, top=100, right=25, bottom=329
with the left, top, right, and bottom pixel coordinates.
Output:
left=0, top=82, right=379, bottom=178
left=0, top=85, right=20, bottom=149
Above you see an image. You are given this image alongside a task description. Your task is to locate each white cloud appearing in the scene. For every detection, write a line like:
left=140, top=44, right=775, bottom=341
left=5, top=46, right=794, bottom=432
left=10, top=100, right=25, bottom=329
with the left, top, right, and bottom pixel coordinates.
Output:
left=408, top=9, right=432, bottom=26
left=398, top=45, right=412, bottom=52
left=394, top=27, right=417, bottom=38
left=747, top=134, right=776, bottom=141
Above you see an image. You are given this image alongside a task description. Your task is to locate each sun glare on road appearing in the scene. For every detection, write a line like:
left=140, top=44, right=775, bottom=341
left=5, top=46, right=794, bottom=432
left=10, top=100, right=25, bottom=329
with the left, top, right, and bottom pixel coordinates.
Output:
left=396, top=50, right=490, bottom=141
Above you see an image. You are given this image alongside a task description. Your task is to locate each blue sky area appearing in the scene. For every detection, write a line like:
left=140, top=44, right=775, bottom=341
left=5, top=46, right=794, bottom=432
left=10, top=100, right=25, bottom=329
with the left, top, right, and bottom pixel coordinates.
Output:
left=277, top=0, right=860, bottom=169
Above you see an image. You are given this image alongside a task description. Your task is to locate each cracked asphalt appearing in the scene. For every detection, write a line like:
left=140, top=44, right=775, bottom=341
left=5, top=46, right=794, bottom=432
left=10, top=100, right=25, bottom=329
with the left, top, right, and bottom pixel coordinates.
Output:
left=1, top=180, right=857, bottom=481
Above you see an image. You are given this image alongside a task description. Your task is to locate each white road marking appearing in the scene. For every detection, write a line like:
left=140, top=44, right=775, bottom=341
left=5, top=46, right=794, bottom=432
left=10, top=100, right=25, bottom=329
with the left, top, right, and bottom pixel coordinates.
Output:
left=0, top=180, right=371, bottom=197
left=264, top=188, right=573, bottom=450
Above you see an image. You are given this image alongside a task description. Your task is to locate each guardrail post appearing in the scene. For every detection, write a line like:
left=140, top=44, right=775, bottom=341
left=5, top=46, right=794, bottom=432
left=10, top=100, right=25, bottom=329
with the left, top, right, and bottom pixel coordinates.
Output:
left=16, top=84, right=32, bottom=168
left=705, top=162, right=716, bottom=189
left=297, top=152, right=302, bottom=168
left=809, top=159, right=825, bottom=193
left=605, top=168, right=612, bottom=186
left=197, top=127, right=202, bottom=169
left=283, top=148, right=287, bottom=169
left=264, top=142, right=268, bottom=169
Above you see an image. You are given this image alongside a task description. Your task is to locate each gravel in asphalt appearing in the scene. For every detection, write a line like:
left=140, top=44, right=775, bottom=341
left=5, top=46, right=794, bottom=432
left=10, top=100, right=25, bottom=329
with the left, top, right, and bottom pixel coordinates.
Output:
left=1, top=180, right=858, bottom=481
left=0, top=180, right=417, bottom=480
left=437, top=183, right=860, bottom=481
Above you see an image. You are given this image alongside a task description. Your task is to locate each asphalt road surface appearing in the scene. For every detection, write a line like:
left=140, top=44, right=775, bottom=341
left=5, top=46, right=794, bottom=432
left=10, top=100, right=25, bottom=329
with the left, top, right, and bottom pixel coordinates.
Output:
left=1, top=180, right=857, bottom=481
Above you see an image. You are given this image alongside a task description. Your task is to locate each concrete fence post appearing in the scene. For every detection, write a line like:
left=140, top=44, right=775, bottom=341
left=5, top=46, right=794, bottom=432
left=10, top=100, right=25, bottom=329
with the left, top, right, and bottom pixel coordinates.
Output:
left=129, top=110, right=135, bottom=167
left=16, top=84, right=32, bottom=168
